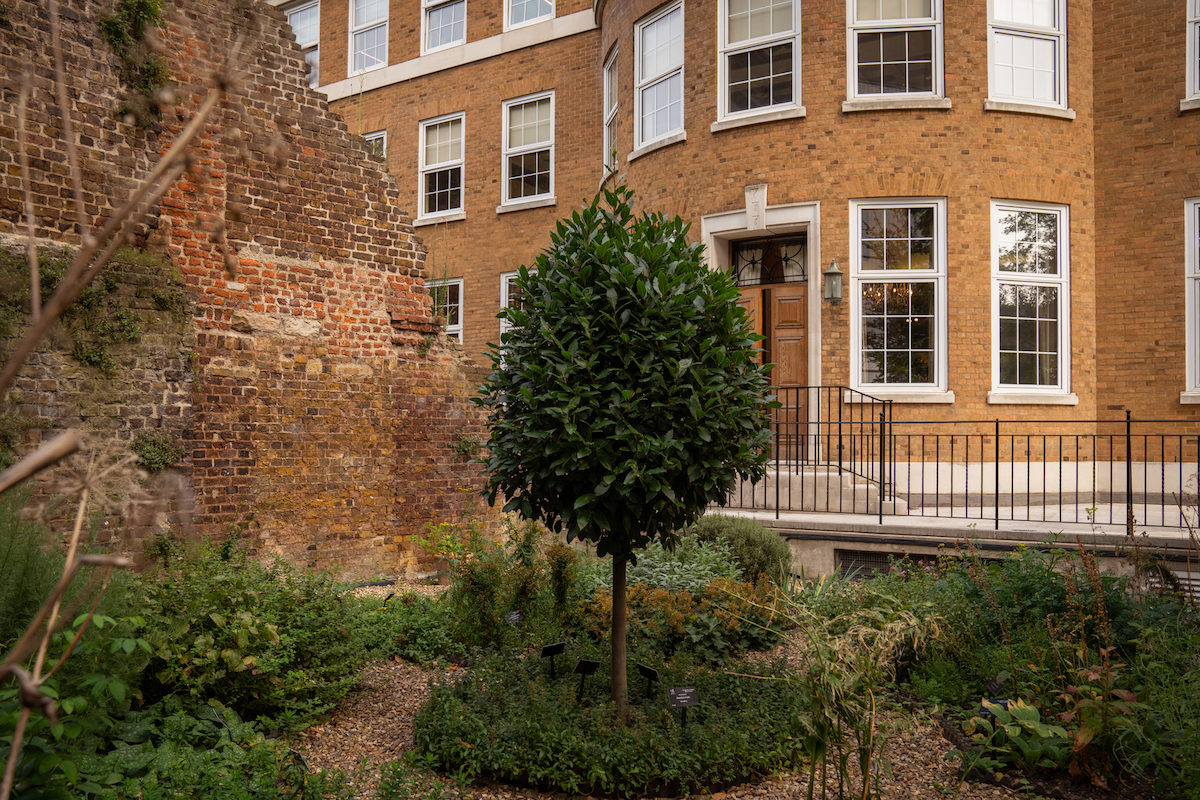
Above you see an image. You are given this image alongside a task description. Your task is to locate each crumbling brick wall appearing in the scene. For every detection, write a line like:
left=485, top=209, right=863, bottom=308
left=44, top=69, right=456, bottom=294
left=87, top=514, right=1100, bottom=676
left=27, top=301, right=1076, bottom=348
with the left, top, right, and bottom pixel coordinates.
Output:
left=0, top=0, right=491, bottom=578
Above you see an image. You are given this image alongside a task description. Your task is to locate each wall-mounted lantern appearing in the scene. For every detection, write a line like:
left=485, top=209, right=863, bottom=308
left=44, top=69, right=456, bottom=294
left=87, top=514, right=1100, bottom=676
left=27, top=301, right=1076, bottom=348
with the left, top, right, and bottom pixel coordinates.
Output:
left=822, top=259, right=843, bottom=302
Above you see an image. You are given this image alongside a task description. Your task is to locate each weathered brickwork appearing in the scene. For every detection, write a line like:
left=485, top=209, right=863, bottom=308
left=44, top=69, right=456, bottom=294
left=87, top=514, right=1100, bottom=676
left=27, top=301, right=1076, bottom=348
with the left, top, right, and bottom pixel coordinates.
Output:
left=0, top=0, right=492, bottom=578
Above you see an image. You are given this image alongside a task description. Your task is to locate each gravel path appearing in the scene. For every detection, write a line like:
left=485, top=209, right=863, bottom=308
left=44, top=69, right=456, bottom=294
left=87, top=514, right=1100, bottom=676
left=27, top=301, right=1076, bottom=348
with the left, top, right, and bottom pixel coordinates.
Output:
left=296, top=584, right=1027, bottom=800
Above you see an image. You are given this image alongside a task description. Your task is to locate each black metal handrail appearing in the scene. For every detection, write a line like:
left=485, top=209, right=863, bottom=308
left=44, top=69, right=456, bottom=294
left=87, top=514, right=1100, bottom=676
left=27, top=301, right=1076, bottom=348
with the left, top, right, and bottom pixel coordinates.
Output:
left=728, top=399, right=1200, bottom=531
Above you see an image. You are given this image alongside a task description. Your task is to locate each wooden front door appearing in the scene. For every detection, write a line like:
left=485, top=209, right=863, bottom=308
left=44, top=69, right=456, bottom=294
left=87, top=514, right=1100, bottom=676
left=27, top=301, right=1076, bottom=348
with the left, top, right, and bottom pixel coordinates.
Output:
left=739, top=283, right=807, bottom=459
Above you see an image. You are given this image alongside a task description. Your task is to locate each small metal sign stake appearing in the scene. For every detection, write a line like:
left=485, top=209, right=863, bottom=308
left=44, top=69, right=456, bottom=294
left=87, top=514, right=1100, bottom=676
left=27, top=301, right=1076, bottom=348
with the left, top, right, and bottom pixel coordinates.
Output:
left=636, top=663, right=660, bottom=701
left=668, top=686, right=698, bottom=728
left=573, top=659, right=600, bottom=702
left=540, top=641, right=566, bottom=679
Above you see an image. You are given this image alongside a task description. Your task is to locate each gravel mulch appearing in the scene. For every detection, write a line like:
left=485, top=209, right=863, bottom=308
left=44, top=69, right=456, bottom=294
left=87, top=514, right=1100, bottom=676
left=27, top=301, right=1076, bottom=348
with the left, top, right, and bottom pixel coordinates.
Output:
left=294, top=582, right=1030, bottom=799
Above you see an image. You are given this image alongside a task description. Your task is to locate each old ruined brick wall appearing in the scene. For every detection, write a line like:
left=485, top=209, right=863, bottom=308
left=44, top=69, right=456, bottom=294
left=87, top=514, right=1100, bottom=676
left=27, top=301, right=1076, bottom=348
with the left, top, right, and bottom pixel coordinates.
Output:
left=0, top=0, right=491, bottom=577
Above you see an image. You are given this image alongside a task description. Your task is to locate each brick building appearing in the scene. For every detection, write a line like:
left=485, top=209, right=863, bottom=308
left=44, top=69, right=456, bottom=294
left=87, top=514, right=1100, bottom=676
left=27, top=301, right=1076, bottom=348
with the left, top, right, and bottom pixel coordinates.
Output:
left=1, top=0, right=491, bottom=578
left=275, top=0, right=1200, bottom=427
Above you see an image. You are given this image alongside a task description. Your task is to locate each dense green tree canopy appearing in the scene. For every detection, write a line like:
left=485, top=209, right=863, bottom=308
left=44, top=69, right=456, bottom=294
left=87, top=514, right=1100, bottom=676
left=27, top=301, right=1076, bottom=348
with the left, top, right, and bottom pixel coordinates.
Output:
left=477, top=186, right=773, bottom=559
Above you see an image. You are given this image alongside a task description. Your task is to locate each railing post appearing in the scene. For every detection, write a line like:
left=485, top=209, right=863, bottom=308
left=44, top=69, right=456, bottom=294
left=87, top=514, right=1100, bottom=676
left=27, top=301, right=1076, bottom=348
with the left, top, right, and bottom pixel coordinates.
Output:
left=1126, top=408, right=1134, bottom=537
left=878, top=407, right=886, bottom=524
left=995, top=418, right=1000, bottom=531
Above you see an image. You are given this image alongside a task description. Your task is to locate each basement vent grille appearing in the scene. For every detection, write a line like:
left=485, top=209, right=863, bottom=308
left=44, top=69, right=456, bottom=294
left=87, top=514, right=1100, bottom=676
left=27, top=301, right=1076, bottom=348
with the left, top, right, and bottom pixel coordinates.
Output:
left=834, top=549, right=939, bottom=581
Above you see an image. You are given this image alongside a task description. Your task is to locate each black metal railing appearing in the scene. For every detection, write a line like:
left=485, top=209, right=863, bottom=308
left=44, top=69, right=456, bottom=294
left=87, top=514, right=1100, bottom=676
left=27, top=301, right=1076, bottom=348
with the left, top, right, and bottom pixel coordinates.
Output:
left=727, top=399, right=1200, bottom=531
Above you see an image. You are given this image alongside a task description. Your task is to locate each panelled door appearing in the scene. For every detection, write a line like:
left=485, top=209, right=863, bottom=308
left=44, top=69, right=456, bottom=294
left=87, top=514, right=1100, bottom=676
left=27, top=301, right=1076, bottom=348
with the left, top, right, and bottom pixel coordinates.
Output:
left=731, top=234, right=809, bottom=461
left=738, top=283, right=807, bottom=459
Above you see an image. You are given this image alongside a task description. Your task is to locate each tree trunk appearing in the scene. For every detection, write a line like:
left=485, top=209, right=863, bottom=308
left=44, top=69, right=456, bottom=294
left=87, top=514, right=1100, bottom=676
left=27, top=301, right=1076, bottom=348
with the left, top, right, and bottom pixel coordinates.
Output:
left=611, top=548, right=628, bottom=720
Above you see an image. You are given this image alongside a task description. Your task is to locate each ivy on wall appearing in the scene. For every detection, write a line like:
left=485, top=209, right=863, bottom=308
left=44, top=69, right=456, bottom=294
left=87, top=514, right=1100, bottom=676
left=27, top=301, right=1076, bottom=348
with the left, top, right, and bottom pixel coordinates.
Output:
left=99, top=0, right=169, bottom=126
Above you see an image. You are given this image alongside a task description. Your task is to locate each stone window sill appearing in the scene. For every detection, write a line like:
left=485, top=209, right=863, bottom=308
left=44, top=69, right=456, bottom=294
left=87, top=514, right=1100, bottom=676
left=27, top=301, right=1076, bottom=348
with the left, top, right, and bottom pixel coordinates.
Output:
left=983, top=99, right=1076, bottom=120
left=1180, top=390, right=1200, bottom=404
left=844, top=389, right=955, bottom=404
left=414, top=211, right=466, bottom=227
left=1181, top=97, right=1200, bottom=113
left=627, top=130, right=687, bottom=162
left=496, top=196, right=556, bottom=214
left=987, top=391, right=1079, bottom=405
left=710, top=106, right=806, bottom=133
left=841, top=96, right=952, bottom=113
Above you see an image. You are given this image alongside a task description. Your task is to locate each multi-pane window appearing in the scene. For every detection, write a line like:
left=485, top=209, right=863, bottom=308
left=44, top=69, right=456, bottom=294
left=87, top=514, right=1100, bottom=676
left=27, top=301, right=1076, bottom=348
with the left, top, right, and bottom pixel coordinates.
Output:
left=720, top=0, right=800, bottom=117
left=286, top=1, right=320, bottom=88
left=428, top=278, right=463, bottom=342
left=988, top=0, right=1066, bottom=107
left=503, top=93, right=553, bottom=204
left=1187, top=200, right=1200, bottom=391
left=499, top=271, right=524, bottom=338
left=848, top=0, right=941, bottom=98
left=635, top=3, right=684, bottom=148
left=350, top=0, right=387, bottom=74
left=508, top=0, right=553, bottom=29
left=1189, top=1, right=1200, bottom=99
left=991, top=202, right=1069, bottom=391
left=851, top=199, right=946, bottom=390
left=603, top=49, right=618, bottom=172
left=424, top=0, right=466, bottom=53
left=419, top=113, right=464, bottom=218
left=362, top=129, right=386, bottom=159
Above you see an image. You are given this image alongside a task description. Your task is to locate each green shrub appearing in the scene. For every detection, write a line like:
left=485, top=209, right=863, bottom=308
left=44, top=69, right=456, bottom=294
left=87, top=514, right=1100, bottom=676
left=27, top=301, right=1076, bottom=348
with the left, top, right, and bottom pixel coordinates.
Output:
left=687, top=514, right=791, bottom=585
left=411, top=650, right=807, bottom=797
left=578, top=537, right=740, bottom=594
left=358, top=591, right=461, bottom=665
left=137, top=541, right=369, bottom=729
left=130, top=431, right=183, bottom=472
left=0, top=491, right=64, bottom=649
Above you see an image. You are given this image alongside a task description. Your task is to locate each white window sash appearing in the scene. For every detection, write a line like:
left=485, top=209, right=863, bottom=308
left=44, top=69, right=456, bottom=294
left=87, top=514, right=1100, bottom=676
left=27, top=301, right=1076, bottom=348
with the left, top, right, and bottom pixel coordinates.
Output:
left=505, top=0, right=554, bottom=31
left=603, top=48, right=619, bottom=171
left=849, top=198, right=948, bottom=393
left=501, top=93, right=554, bottom=205
left=718, top=0, right=802, bottom=120
left=635, top=2, right=684, bottom=148
left=350, top=0, right=387, bottom=75
left=846, top=0, right=943, bottom=100
left=428, top=278, right=464, bottom=342
left=422, top=0, right=467, bottom=55
left=363, top=129, right=386, bottom=158
left=1187, top=199, right=1200, bottom=391
left=987, top=0, right=1067, bottom=108
left=419, top=113, right=465, bottom=219
left=1189, top=2, right=1200, bottom=100
left=989, top=200, right=1070, bottom=393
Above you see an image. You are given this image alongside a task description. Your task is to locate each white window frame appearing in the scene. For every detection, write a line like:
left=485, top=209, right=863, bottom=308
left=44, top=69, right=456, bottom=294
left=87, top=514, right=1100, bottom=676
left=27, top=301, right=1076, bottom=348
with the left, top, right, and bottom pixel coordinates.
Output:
left=986, top=0, right=1067, bottom=110
left=501, top=92, right=554, bottom=207
left=989, top=200, right=1071, bottom=397
left=428, top=278, right=464, bottom=342
left=717, top=0, right=802, bottom=122
left=286, top=0, right=321, bottom=88
left=499, top=271, right=522, bottom=338
left=603, top=48, right=619, bottom=173
left=849, top=197, right=949, bottom=397
left=418, top=112, right=465, bottom=220
left=1189, top=1, right=1200, bottom=102
left=1187, top=199, right=1200, bottom=395
left=422, top=0, right=467, bottom=55
left=634, top=2, right=685, bottom=150
left=349, top=0, right=387, bottom=75
left=362, top=129, right=386, bottom=159
left=505, top=0, right=554, bottom=31
left=845, top=0, right=944, bottom=101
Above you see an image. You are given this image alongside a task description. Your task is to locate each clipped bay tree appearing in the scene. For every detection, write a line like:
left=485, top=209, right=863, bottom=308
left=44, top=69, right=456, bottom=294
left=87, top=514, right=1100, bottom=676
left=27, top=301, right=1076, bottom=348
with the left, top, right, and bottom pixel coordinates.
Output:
left=477, top=186, right=773, bottom=713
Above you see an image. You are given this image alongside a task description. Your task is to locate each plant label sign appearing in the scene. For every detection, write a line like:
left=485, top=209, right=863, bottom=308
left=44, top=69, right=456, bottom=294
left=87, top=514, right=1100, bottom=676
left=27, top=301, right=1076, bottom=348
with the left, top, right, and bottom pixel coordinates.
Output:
left=668, top=687, right=698, bottom=708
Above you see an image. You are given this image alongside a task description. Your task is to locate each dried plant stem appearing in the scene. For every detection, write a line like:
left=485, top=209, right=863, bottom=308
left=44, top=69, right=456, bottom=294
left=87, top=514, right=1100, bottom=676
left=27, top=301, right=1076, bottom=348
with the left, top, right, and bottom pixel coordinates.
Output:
left=1, top=707, right=30, bottom=800
left=0, top=430, right=81, bottom=495
left=15, top=73, right=41, bottom=322
left=33, top=481, right=91, bottom=677
left=48, top=0, right=91, bottom=249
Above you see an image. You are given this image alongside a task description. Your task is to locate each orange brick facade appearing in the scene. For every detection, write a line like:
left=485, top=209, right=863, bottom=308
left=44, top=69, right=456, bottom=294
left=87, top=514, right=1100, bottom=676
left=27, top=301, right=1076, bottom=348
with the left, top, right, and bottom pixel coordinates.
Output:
left=296, top=0, right=1197, bottom=428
